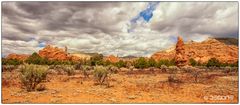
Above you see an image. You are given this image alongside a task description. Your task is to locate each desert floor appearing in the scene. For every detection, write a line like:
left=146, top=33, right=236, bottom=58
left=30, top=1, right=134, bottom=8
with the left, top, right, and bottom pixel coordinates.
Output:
left=2, top=69, right=238, bottom=104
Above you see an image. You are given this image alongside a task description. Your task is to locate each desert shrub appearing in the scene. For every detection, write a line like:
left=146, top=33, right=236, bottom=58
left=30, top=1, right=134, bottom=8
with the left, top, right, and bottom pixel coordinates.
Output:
left=103, top=60, right=112, bottom=66
left=25, top=52, right=46, bottom=65
left=160, top=65, right=167, bottom=73
left=75, top=63, right=82, bottom=70
left=148, top=58, right=157, bottom=67
left=20, top=64, right=48, bottom=91
left=190, top=70, right=204, bottom=83
left=189, top=58, right=197, bottom=66
left=49, top=65, right=55, bottom=69
left=114, top=60, right=126, bottom=68
left=2, top=65, right=16, bottom=72
left=2, top=58, right=23, bottom=65
left=149, top=67, right=155, bottom=72
left=126, top=61, right=133, bottom=68
left=26, top=53, right=75, bottom=65
left=51, top=65, right=75, bottom=75
left=36, top=84, right=46, bottom=91
left=134, top=57, right=148, bottom=69
left=157, top=59, right=175, bottom=67
left=168, top=66, right=179, bottom=74
left=169, top=59, right=176, bottom=66
left=93, top=66, right=109, bottom=85
left=129, top=66, right=134, bottom=71
left=50, top=60, right=75, bottom=65
left=168, top=74, right=182, bottom=83
left=229, top=61, right=238, bottom=67
left=77, top=58, right=89, bottom=65
left=182, top=66, right=196, bottom=73
left=89, top=53, right=104, bottom=66
left=107, top=65, right=118, bottom=74
left=81, top=65, right=92, bottom=78
left=62, top=65, right=75, bottom=76
left=206, top=58, right=221, bottom=67
left=222, top=66, right=233, bottom=74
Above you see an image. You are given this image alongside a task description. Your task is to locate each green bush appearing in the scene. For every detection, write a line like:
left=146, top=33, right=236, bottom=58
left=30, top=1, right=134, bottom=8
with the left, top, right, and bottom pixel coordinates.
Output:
left=229, top=61, right=238, bottom=67
left=189, top=58, right=197, bottom=66
left=93, top=66, right=109, bottom=85
left=103, top=60, right=112, bottom=66
left=134, top=57, right=148, bottom=69
left=206, top=58, right=221, bottom=67
left=114, top=60, right=126, bottom=68
left=89, top=54, right=103, bottom=66
left=148, top=58, right=157, bottom=67
left=2, top=58, right=23, bottom=65
left=62, top=65, right=75, bottom=76
left=20, top=64, right=48, bottom=91
left=157, top=59, right=175, bottom=67
left=25, top=52, right=45, bottom=65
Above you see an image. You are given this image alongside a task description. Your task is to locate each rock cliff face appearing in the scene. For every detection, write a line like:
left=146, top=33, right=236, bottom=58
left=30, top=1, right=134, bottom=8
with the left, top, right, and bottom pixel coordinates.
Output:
left=175, top=36, right=188, bottom=67
left=38, top=45, right=69, bottom=61
left=5, top=53, right=29, bottom=61
left=151, top=37, right=238, bottom=64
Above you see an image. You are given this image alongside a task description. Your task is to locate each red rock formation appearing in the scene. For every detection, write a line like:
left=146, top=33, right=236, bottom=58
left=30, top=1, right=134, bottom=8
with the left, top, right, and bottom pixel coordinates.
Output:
left=151, top=50, right=175, bottom=60
left=38, top=45, right=69, bottom=61
left=151, top=37, right=238, bottom=64
left=5, top=53, right=29, bottom=61
left=175, top=36, right=188, bottom=67
left=104, top=55, right=119, bottom=63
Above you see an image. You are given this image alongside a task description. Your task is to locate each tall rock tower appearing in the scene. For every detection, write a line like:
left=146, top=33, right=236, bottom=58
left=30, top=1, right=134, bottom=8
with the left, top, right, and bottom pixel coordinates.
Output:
left=65, top=46, right=68, bottom=53
left=175, top=36, right=188, bottom=67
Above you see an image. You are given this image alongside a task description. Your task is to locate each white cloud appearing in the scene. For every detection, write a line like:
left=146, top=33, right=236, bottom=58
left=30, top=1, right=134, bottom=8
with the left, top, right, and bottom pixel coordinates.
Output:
left=2, top=2, right=238, bottom=57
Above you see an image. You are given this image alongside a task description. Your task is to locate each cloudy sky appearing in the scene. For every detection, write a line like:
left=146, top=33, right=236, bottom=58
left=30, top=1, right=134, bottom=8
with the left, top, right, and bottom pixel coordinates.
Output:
left=2, top=1, right=238, bottom=57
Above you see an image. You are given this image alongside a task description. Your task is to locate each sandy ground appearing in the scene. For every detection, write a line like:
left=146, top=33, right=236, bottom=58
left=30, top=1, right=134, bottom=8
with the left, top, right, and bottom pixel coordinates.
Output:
left=2, top=70, right=239, bottom=104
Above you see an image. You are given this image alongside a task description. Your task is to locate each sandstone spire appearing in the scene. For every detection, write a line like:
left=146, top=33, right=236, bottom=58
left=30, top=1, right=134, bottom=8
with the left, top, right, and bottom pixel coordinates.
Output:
left=175, top=36, right=188, bottom=67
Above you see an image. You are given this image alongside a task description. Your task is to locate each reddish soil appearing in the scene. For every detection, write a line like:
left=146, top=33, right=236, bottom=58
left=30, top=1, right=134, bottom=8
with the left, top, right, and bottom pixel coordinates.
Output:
left=2, top=70, right=238, bottom=104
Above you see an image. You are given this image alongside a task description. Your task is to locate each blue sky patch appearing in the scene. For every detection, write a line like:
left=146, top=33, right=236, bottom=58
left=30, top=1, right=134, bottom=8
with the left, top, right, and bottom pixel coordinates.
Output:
left=38, top=42, right=46, bottom=48
left=128, top=2, right=160, bottom=33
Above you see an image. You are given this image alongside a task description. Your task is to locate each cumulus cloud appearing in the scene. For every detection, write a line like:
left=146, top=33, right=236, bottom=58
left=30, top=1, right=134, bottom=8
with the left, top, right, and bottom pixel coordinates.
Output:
left=2, top=1, right=238, bottom=57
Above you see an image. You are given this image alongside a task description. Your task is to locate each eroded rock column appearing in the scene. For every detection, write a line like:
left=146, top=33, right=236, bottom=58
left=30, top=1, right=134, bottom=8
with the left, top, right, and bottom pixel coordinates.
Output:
left=175, top=36, right=188, bottom=67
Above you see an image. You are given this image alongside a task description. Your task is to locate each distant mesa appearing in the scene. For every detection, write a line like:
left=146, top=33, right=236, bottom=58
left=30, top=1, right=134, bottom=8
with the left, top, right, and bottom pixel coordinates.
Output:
left=151, top=37, right=239, bottom=64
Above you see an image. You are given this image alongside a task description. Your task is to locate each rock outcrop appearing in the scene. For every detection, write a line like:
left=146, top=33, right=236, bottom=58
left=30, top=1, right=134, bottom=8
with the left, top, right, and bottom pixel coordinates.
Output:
left=38, top=45, right=69, bottom=61
left=104, top=55, right=119, bottom=63
left=5, top=53, right=29, bottom=61
left=151, top=37, right=238, bottom=64
left=175, top=36, right=188, bottom=67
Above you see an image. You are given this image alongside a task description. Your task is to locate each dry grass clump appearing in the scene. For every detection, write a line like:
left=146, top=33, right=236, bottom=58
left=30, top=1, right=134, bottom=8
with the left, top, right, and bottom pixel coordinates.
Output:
left=20, top=64, right=48, bottom=91
left=93, top=66, right=109, bottom=86
left=2, top=65, right=16, bottom=72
